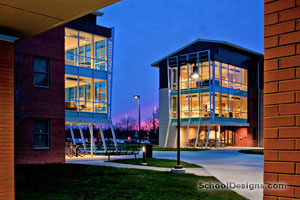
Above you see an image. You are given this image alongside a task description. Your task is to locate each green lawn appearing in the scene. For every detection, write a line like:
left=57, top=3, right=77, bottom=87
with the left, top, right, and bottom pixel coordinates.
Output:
left=16, top=164, right=246, bottom=200
left=153, top=147, right=209, bottom=151
left=238, top=149, right=263, bottom=155
left=106, top=158, right=202, bottom=168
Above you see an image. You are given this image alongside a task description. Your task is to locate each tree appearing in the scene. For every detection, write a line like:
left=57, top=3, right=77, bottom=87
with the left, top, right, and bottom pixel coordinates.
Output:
left=116, top=115, right=137, bottom=131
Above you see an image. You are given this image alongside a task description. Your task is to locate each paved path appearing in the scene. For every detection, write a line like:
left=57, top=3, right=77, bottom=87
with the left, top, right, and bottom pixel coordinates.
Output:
left=66, top=148, right=263, bottom=200
left=66, top=155, right=211, bottom=176
left=153, top=149, right=263, bottom=200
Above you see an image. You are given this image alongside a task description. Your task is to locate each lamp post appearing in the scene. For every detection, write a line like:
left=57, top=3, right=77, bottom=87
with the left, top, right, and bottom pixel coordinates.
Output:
left=125, top=114, right=129, bottom=133
left=153, top=107, right=156, bottom=135
left=172, top=58, right=199, bottom=173
left=133, top=95, right=141, bottom=142
left=142, top=145, right=147, bottom=165
left=174, top=55, right=182, bottom=170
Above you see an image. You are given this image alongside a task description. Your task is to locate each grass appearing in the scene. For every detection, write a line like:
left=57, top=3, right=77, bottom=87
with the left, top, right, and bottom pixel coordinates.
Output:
left=238, top=149, right=263, bottom=155
left=153, top=147, right=209, bottom=151
left=16, top=164, right=246, bottom=200
left=106, top=158, right=202, bottom=168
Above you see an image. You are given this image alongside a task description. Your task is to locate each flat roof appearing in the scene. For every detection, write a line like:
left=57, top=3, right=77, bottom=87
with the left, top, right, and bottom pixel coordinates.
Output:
left=0, top=0, right=120, bottom=38
left=151, top=39, right=263, bottom=67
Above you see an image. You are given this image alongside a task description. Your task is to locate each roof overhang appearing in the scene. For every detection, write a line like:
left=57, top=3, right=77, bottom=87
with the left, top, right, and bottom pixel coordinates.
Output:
left=151, top=38, right=263, bottom=67
left=0, top=0, right=121, bottom=38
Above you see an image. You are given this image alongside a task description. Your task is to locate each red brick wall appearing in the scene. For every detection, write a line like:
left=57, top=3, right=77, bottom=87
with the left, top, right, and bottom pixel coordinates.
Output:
left=234, top=87, right=259, bottom=147
left=0, top=40, right=14, bottom=199
left=14, top=26, right=65, bottom=164
left=264, top=0, right=300, bottom=199
left=235, top=127, right=258, bottom=147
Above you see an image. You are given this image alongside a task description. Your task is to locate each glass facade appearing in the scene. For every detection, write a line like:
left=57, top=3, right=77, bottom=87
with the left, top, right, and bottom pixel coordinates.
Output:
left=65, top=28, right=107, bottom=70
left=169, top=55, right=248, bottom=123
left=65, top=28, right=109, bottom=115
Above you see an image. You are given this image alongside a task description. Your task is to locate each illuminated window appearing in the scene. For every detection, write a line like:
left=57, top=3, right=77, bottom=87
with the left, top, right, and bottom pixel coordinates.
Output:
left=65, top=28, right=107, bottom=70
left=169, top=59, right=248, bottom=121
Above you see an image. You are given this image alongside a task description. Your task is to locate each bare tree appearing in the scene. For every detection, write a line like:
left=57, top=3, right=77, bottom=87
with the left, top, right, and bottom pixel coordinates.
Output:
left=117, top=115, right=137, bottom=131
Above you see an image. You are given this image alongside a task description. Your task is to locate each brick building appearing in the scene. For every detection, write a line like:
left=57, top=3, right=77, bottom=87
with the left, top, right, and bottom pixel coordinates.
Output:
left=0, top=1, right=120, bottom=198
left=14, top=26, right=65, bottom=164
left=263, top=0, right=300, bottom=199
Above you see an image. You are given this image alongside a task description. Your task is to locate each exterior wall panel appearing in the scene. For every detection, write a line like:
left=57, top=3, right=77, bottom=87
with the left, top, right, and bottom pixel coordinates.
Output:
left=0, top=39, right=14, bottom=200
left=14, top=26, right=65, bottom=164
left=263, top=0, right=300, bottom=199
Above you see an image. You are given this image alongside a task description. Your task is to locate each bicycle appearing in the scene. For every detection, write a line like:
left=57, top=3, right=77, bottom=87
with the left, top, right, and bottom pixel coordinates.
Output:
left=65, top=145, right=85, bottom=157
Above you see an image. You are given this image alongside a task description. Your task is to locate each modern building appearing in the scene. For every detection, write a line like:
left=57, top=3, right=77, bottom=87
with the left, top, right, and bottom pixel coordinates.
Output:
left=64, top=13, right=117, bottom=152
left=0, top=1, right=120, bottom=198
left=152, top=39, right=264, bottom=148
left=14, top=13, right=117, bottom=164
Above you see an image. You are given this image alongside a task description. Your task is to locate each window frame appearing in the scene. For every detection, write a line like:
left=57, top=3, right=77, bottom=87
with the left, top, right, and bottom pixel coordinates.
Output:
left=33, top=119, right=50, bottom=149
left=33, top=57, right=50, bottom=88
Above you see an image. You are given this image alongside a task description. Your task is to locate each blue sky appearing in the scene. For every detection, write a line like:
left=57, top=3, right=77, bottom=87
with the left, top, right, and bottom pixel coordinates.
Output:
left=98, top=0, right=264, bottom=125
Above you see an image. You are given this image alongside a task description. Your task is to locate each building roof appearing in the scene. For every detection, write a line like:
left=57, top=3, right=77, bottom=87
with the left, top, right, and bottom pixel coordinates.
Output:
left=0, top=0, right=120, bottom=38
left=151, top=39, right=263, bottom=67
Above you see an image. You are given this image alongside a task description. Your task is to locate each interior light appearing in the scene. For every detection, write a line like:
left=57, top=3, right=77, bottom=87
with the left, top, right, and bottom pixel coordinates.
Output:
left=191, top=63, right=199, bottom=79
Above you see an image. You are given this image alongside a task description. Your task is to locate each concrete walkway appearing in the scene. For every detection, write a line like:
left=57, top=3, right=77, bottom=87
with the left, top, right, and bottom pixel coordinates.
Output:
left=66, top=155, right=211, bottom=177
left=66, top=148, right=263, bottom=200
left=153, top=149, right=263, bottom=200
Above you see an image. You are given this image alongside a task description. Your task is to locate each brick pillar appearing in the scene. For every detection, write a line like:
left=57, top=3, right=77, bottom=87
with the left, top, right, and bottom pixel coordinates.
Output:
left=0, top=40, right=14, bottom=199
left=264, top=0, right=300, bottom=199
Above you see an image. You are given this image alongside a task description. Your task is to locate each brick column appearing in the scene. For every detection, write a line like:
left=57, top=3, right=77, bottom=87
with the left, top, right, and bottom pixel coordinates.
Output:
left=0, top=40, right=14, bottom=199
left=264, top=0, right=300, bottom=199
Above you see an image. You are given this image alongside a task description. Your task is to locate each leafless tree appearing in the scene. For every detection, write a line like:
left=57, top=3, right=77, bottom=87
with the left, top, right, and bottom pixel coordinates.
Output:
left=116, top=115, right=137, bottom=131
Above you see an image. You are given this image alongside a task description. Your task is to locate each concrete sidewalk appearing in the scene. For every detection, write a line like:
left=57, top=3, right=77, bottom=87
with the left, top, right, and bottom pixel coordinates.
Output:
left=66, top=155, right=211, bottom=177
left=154, top=149, right=263, bottom=200
left=67, top=149, right=263, bottom=200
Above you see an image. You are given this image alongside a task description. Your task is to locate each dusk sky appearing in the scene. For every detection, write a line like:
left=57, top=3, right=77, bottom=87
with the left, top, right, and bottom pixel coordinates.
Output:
left=98, top=0, right=264, bottom=125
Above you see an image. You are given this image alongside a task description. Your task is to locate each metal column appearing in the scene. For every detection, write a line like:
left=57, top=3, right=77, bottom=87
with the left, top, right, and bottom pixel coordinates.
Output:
left=88, top=124, right=96, bottom=154
left=205, top=55, right=213, bottom=149
left=109, top=122, right=118, bottom=151
left=173, top=128, right=178, bottom=148
left=69, top=123, right=76, bottom=145
left=164, top=119, right=172, bottom=147
left=184, top=119, right=191, bottom=147
left=194, top=124, right=201, bottom=147
left=78, top=124, right=87, bottom=153
left=98, top=124, right=107, bottom=152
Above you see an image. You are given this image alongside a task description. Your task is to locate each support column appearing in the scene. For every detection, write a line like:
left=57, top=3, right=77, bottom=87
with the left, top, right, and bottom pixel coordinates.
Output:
left=184, top=119, right=191, bottom=147
left=98, top=124, right=107, bottom=152
left=78, top=124, right=87, bottom=153
left=217, top=125, right=221, bottom=141
left=164, top=119, right=172, bottom=147
left=88, top=124, right=96, bottom=156
left=194, top=124, right=201, bottom=147
left=70, top=124, right=76, bottom=145
left=109, top=122, right=118, bottom=151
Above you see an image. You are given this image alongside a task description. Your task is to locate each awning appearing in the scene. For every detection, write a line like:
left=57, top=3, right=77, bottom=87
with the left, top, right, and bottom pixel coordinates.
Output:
left=0, top=0, right=121, bottom=38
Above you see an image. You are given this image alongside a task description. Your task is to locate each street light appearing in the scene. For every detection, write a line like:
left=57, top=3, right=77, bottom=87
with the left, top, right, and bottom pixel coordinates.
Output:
left=142, top=145, right=147, bottom=165
left=133, top=95, right=141, bottom=142
left=153, top=107, right=156, bottom=135
left=125, top=114, right=129, bottom=133
left=171, top=55, right=185, bottom=173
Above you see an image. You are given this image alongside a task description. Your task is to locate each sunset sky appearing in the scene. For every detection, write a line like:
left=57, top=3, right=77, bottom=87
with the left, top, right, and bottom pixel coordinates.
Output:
left=98, top=0, right=264, bottom=125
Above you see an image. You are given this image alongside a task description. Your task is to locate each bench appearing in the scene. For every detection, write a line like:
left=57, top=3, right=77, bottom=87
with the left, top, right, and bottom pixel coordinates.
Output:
left=103, top=145, right=141, bottom=160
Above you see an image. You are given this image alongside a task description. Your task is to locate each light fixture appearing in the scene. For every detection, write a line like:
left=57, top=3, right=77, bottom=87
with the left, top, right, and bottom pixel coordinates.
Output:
left=191, top=63, right=199, bottom=79
left=142, top=146, right=147, bottom=165
left=133, top=95, right=140, bottom=99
